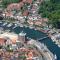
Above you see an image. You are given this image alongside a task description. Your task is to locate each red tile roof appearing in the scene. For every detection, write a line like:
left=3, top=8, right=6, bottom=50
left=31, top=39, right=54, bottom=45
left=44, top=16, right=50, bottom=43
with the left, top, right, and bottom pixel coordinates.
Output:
left=6, top=0, right=32, bottom=16
left=27, top=58, right=32, bottom=60
left=28, top=51, right=33, bottom=57
left=5, top=12, right=13, bottom=17
left=22, top=10, right=29, bottom=16
left=11, top=39, right=16, bottom=44
left=7, top=2, right=24, bottom=11
left=7, top=0, right=32, bottom=11
left=0, top=38, right=5, bottom=45
left=23, top=0, right=32, bottom=4
left=26, top=0, right=32, bottom=4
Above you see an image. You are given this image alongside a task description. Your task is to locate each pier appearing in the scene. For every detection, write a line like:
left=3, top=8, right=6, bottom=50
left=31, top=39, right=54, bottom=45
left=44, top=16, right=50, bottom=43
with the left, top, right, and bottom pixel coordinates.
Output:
left=37, top=36, right=49, bottom=41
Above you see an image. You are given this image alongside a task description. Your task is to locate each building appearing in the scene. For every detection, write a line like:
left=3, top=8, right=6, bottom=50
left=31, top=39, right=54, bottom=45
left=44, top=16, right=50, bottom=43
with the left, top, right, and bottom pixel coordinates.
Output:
left=7, top=2, right=24, bottom=11
left=18, top=31, right=26, bottom=43
left=23, top=0, right=32, bottom=4
left=0, top=32, right=18, bottom=45
left=0, top=38, right=6, bottom=46
left=16, top=16, right=25, bottom=23
left=27, top=18, right=48, bottom=26
left=22, top=10, right=29, bottom=16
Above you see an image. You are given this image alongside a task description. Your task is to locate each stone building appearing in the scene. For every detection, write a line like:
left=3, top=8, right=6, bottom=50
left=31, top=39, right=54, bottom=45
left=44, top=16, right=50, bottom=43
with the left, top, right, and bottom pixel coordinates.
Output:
left=18, top=31, right=26, bottom=43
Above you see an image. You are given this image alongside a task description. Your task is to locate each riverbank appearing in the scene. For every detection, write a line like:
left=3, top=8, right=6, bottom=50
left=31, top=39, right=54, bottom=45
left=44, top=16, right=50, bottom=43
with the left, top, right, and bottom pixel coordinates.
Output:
left=0, top=20, right=48, bottom=33
left=28, top=39, right=56, bottom=60
left=0, top=30, right=56, bottom=60
left=0, top=21, right=59, bottom=43
left=49, top=33, right=60, bottom=48
left=0, top=21, right=60, bottom=60
left=23, top=23, right=60, bottom=48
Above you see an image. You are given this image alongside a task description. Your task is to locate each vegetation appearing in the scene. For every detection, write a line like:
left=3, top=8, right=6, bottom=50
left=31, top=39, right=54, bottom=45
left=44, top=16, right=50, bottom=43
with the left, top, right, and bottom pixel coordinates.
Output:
left=5, top=45, right=13, bottom=52
left=0, top=45, right=3, bottom=49
left=20, top=3, right=28, bottom=14
left=38, top=0, right=60, bottom=28
left=19, top=55, right=26, bottom=60
left=2, top=0, right=21, bottom=8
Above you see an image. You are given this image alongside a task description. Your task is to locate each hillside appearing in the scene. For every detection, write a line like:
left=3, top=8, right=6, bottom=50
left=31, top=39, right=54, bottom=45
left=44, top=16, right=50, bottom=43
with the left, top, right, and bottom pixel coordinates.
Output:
left=38, top=0, right=60, bottom=28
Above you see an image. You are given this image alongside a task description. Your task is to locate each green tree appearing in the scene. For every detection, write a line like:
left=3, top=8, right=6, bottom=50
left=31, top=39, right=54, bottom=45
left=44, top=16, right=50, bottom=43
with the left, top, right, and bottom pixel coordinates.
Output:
left=19, top=56, right=26, bottom=60
left=2, top=0, right=20, bottom=8
left=38, top=0, right=60, bottom=28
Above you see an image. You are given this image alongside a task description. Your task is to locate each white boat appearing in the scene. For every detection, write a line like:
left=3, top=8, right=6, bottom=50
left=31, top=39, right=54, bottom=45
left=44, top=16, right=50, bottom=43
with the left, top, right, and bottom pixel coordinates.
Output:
left=7, top=23, right=12, bottom=27
left=20, top=24, right=23, bottom=27
left=35, top=28, right=37, bottom=30
left=13, top=26, right=17, bottom=29
left=15, top=24, right=17, bottom=26
left=29, top=26, right=34, bottom=29
left=24, top=25, right=28, bottom=28
left=12, top=24, right=18, bottom=29
left=2, top=22, right=7, bottom=26
left=27, top=37, right=30, bottom=39
left=55, top=54, right=57, bottom=60
left=58, top=45, right=60, bottom=47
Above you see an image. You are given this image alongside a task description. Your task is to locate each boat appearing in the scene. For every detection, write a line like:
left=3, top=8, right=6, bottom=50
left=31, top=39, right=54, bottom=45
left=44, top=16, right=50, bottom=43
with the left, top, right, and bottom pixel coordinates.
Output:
left=29, top=26, right=34, bottom=29
left=35, top=28, right=37, bottom=30
left=20, top=24, right=23, bottom=27
left=15, top=23, right=17, bottom=26
left=54, top=54, right=57, bottom=60
left=24, top=25, right=28, bottom=28
left=58, top=45, right=60, bottom=47
left=7, top=23, right=12, bottom=27
left=2, top=22, right=7, bottom=26
left=12, top=24, right=18, bottom=29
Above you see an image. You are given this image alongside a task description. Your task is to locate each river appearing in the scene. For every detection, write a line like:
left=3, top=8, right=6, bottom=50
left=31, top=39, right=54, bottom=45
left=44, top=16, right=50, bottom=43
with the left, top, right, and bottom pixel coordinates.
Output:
left=0, top=22, right=60, bottom=60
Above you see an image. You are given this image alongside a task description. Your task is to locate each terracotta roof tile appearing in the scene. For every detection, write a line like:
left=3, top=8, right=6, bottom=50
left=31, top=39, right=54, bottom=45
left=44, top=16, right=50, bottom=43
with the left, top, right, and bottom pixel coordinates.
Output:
left=5, top=12, right=13, bottom=17
left=0, top=38, right=5, bottom=45
left=22, top=10, right=29, bottom=16
left=7, top=2, right=24, bottom=11
left=23, top=0, right=32, bottom=4
left=26, top=0, right=32, bottom=4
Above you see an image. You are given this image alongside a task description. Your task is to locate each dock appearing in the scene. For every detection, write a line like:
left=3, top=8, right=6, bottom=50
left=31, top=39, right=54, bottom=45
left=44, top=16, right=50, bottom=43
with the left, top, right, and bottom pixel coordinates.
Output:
left=37, top=36, right=49, bottom=41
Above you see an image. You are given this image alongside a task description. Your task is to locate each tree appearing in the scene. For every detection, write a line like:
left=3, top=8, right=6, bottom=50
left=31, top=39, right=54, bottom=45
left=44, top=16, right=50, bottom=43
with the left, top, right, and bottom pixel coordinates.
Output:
left=38, top=0, right=60, bottom=28
left=2, top=0, right=20, bottom=8
left=0, top=45, right=3, bottom=49
left=19, top=56, right=26, bottom=60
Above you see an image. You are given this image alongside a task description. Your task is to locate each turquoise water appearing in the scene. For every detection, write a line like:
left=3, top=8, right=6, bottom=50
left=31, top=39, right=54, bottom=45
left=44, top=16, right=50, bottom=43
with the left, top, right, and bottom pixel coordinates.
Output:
left=0, top=22, right=60, bottom=60
left=14, top=27, right=60, bottom=60
left=13, top=26, right=60, bottom=60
